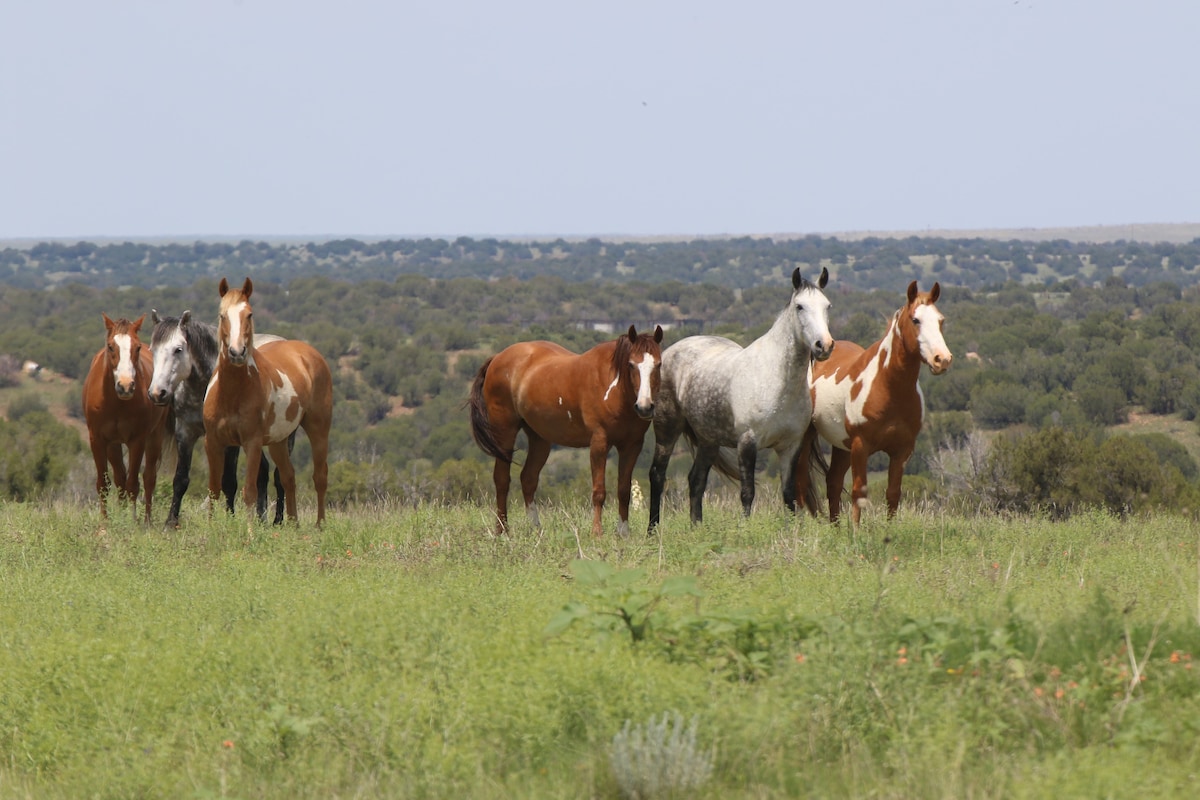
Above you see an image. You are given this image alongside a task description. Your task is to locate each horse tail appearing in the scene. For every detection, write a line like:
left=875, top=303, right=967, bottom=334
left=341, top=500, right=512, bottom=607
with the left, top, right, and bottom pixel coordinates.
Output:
left=803, top=431, right=827, bottom=513
left=468, top=356, right=512, bottom=464
left=160, top=406, right=179, bottom=464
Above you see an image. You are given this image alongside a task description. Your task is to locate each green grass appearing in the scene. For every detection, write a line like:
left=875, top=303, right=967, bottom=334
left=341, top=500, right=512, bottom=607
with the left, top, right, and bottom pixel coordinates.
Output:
left=2, top=498, right=1200, bottom=798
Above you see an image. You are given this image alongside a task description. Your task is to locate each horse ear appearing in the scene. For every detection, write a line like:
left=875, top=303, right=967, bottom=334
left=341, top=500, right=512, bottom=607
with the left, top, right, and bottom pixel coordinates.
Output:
left=791, top=267, right=802, bottom=290
left=102, top=313, right=115, bottom=332
left=181, top=310, right=191, bottom=326
left=654, top=325, right=664, bottom=343
left=218, top=278, right=230, bottom=297
left=929, top=282, right=941, bottom=303
left=151, top=309, right=160, bottom=324
left=818, top=266, right=829, bottom=289
left=131, top=315, right=145, bottom=334
left=907, top=280, right=919, bottom=304
left=627, top=325, right=638, bottom=343
left=242, top=277, right=253, bottom=298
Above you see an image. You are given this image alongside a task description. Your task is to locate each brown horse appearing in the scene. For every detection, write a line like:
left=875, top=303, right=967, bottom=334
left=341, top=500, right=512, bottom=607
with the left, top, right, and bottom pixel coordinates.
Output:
left=797, top=281, right=952, bottom=525
left=82, top=314, right=168, bottom=524
left=203, top=278, right=333, bottom=527
left=469, top=325, right=664, bottom=536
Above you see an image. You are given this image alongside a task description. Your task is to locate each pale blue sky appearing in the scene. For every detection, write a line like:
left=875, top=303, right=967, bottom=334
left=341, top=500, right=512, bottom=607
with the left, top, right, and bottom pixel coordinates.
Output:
left=2, top=0, right=1197, bottom=239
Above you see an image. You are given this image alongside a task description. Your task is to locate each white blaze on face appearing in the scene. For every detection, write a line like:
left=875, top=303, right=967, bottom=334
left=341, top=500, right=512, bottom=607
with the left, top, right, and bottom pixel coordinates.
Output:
left=267, top=371, right=301, bottom=441
left=112, top=333, right=136, bottom=391
left=795, top=286, right=834, bottom=358
left=914, top=303, right=951, bottom=371
left=227, top=301, right=249, bottom=355
left=633, top=352, right=657, bottom=413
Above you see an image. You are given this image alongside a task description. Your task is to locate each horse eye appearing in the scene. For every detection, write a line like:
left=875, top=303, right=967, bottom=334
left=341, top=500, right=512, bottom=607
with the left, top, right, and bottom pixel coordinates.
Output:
left=912, top=316, right=921, bottom=325
left=175, top=346, right=184, bottom=354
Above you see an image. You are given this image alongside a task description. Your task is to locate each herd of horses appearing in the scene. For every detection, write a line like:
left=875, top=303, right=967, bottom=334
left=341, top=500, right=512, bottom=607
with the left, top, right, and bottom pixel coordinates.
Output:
left=469, top=269, right=952, bottom=535
left=83, top=277, right=331, bottom=530
left=83, top=271, right=951, bottom=534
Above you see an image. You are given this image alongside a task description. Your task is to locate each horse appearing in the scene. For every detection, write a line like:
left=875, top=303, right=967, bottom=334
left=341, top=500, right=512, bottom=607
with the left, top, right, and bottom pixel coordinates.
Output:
left=647, top=267, right=834, bottom=530
left=796, top=280, right=952, bottom=526
left=468, top=325, right=664, bottom=537
left=82, top=314, right=169, bottom=525
left=203, top=278, right=333, bottom=527
left=148, top=309, right=290, bottom=528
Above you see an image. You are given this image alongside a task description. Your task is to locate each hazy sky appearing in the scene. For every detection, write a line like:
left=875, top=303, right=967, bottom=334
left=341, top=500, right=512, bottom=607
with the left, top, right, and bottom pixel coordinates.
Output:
left=2, top=0, right=1197, bottom=240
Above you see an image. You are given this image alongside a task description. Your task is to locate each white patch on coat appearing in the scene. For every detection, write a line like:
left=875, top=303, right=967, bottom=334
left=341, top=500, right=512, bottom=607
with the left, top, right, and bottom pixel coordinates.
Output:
left=602, top=375, right=620, bottom=402
left=266, top=372, right=302, bottom=441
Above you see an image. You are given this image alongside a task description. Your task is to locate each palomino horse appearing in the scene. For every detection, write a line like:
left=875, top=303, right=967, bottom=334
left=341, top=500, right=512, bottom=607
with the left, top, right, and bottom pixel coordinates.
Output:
left=648, top=268, right=834, bottom=530
left=203, top=278, right=333, bottom=526
left=149, top=310, right=289, bottom=528
left=82, top=314, right=168, bottom=524
left=797, top=280, right=952, bottom=526
left=468, top=325, right=664, bottom=536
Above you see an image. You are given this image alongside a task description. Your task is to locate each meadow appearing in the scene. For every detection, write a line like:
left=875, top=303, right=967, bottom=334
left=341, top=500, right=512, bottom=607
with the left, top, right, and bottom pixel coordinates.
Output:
left=2, top=494, right=1200, bottom=799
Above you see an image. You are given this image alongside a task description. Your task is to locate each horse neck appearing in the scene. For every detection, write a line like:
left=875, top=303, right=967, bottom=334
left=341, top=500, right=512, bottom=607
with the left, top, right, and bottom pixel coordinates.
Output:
left=185, top=322, right=221, bottom=392
left=761, top=308, right=816, bottom=378
left=875, top=312, right=924, bottom=384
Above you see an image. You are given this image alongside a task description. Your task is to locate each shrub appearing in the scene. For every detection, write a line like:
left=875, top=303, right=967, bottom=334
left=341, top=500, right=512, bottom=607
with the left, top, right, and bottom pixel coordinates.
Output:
left=610, top=712, right=712, bottom=800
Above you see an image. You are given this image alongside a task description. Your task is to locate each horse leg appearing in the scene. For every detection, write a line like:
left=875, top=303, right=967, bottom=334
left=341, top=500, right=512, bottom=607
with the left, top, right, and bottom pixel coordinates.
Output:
left=520, top=434, right=552, bottom=531
left=736, top=432, right=758, bottom=516
left=89, top=434, right=111, bottom=520
left=614, top=440, right=642, bottom=537
left=254, top=453, right=270, bottom=522
left=240, top=441, right=266, bottom=530
left=647, top=422, right=681, bottom=534
left=587, top=434, right=611, bottom=537
left=204, top=435, right=230, bottom=520
left=687, top=445, right=718, bottom=525
left=848, top=441, right=872, bottom=527
left=885, top=446, right=914, bottom=519
left=221, top=446, right=240, bottom=515
left=107, top=442, right=128, bottom=502
left=124, top=441, right=146, bottom=525
left=486, top=415, right=520, bottom=535
left=267, top=440, right=298, bottom=524
left=826, top=447, right=852, bottom=523
left=166, top=434, right=192, bottom=528
left=273, top=432, right=296, bottom=525
left=305, top=420, right=330, bottom=527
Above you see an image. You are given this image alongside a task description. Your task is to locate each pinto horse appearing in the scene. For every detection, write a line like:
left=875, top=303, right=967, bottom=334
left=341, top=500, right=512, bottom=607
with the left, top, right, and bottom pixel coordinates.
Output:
left=82, top=314, right=168, bottom=524
left=203, top=278, right=333, bottom=527
left=148, top=309, right=289, bottom=528
left=797, top=280, right=952, bottom=526
left=468, top=325, right=664, bottom=536
left=648, top=268, right=834, bottom=530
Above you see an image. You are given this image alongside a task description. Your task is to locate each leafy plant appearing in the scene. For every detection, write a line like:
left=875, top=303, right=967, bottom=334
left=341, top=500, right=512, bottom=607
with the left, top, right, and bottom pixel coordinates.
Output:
left=544, top=560, right=702, bottom=643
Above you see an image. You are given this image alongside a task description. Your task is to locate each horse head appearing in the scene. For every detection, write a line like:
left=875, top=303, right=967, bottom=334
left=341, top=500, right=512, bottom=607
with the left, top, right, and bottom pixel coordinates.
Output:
left=102, top=313, right=146, bottom=400
left=148, top=309, right=194, bottom=406
left=217, top=277, right=256, bottom=367
left=903, top=280, right=952, bottom=375
left=619, top=324, right=664, bottom=420
left=790, top=267, right=835, bottom=362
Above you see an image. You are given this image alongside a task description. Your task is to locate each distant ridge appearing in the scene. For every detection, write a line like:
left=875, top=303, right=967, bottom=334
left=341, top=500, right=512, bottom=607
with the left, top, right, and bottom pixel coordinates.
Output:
left=2, top=222, right=1198, bottom=248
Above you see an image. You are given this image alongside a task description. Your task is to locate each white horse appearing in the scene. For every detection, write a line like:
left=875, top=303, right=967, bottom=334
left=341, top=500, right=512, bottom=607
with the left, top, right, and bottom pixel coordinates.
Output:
left=647, top=267, right=834, bottom=529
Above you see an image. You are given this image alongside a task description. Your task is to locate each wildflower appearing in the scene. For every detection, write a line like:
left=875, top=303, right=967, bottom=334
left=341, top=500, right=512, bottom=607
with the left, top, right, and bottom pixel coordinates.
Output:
left=222, top=740, right=235, bottom=749
left=794, top=653, right=806, bottom=664
left=1170, top=651, right=1182, bottom=664
left=896, top=646, right=908, bottom=666
left=1034, top=686, right=1044, bottom=697
left=991, top=562, right=999, bottom=570
left=1054, top=688, right=1065, bottom=700
left=346, top=549, right=353, bottom=557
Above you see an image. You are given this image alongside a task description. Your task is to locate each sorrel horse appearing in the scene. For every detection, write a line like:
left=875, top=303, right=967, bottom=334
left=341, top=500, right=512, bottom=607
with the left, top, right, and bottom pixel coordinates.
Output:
left=149, top=309, right=289, bottom=528
left=796, top=280, right=952, bottom=525
left=468, top=325, right=664, bottom=536
left=647, top=268, right=833, bottom=530
left=203, top=278, right=333, bottom=526
left=82, top=314, right=168, bottom=524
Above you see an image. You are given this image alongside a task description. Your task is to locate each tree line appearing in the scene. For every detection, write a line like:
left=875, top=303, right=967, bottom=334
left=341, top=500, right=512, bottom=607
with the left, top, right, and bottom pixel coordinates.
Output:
left=2, top=237, right=1200, bottom=518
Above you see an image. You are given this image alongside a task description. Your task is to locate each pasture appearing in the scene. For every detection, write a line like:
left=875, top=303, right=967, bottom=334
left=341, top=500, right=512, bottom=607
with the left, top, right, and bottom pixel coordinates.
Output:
left=2, top=497, right=1199, bottom=798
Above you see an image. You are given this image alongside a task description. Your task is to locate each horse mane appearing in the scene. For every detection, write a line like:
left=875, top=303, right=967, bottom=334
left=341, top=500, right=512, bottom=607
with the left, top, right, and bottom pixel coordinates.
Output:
left=151, top=313, right=220, bottom=370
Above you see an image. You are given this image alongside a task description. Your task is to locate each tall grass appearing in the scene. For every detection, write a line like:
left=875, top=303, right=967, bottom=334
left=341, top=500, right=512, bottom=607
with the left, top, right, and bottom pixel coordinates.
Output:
left=2, top=498, right=1199, bottom=798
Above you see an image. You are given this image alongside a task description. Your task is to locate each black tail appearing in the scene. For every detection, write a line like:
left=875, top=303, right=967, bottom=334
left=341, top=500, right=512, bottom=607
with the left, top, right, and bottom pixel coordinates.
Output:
left=468, top=357, right=512, bottom=464
left=802, top=432, right=828, bottom=515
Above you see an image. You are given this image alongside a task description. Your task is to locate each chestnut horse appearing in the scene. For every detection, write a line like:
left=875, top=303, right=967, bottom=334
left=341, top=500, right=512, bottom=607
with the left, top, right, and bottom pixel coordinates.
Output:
left=203, top=278, right=333, bottom=527
left=82, top=314, right=168, bottom=524
left=797, top=280, right=952, bottom=525
left=468, top=325, right=664, bottom=536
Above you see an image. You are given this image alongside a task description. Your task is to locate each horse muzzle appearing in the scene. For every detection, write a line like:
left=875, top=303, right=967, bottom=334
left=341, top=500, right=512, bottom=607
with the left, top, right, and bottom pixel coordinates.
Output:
left=811, top=339, right=835, bottom=362
left=115, top=383, right=136, bottom=400
left=148, top=387, right=172, bottom=406
left=634, top=402, right=655, bottom=420
left=227, top=347, right=249, bottom=366
left=929, top=352, right=953, bottom=375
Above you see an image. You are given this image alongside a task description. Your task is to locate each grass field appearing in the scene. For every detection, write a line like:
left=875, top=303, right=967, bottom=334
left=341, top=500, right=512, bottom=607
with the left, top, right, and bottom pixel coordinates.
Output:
left=2, top=497, right=1200, bottom=799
